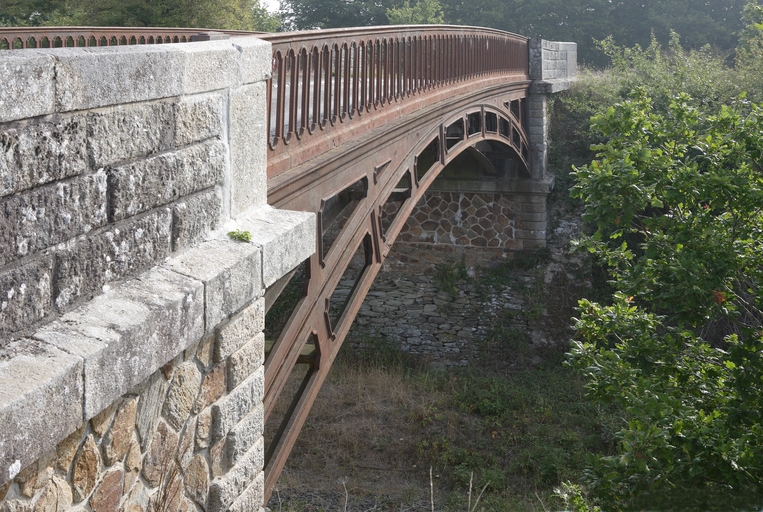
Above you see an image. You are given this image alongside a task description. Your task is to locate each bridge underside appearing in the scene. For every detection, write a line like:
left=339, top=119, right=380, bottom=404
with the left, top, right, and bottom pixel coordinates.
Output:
left=262, top=82, right=553, bottom=499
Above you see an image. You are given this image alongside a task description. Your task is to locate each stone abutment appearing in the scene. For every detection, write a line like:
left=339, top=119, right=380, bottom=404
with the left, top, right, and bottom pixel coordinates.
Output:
left=0, top=38, right=315, bottom=512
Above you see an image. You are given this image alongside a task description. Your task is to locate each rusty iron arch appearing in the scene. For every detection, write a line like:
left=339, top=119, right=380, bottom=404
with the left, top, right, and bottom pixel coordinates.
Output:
left=262, top=99, right=532, bottom=500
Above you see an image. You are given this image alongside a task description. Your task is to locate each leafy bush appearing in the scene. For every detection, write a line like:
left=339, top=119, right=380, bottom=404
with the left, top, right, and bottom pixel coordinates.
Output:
left=550, top=29, right=763, bottom=173
left=566, top=92, right=763, bottom=510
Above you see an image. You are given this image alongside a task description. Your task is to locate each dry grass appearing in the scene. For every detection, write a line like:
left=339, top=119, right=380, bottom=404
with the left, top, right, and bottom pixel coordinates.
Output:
left=266, top=201, right=605, bottom=511
left=271, top=357, right=436, bottom=510
left=267, top=331, right=605, bottom=511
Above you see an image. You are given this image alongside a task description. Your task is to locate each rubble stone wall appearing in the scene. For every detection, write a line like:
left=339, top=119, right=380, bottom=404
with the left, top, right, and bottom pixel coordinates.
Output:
left=0, top=39, right=316, bottom=512
left=393, top=191, right=547, bottom=251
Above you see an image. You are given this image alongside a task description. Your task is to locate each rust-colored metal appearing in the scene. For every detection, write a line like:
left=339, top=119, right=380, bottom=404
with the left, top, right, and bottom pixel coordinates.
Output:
left=262, top=27, right=533, bottom=505
left=262, top=95, right=533, bottom=503
left=262, top=26, right=529, bottom=180
left=0, top=26, right=265, bottom=49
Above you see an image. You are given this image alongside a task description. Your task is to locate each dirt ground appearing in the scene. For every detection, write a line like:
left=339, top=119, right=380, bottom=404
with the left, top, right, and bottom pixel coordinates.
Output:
left=265, top=188, right=597, bottom=512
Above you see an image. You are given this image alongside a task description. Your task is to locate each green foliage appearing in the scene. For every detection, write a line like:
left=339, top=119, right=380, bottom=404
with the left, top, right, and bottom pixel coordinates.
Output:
left=387, top=0, right=444, bottom=25
left=737, top=1, right=763, bottom=86
left=739, top=0, right=763, bottom=49
left=417, top=363, right=605, bottom=499
left=278, top=0, right=394, bottom=30
left=572, top=92, right=763, bottom=324
left=0, top=0, right=279, bottom=30
left=0, top=0, right=66, bottom=25
left=433, top=259, right=468, bottom=297
left=553, top=483, right=601, bottom=512
left=567, top=93, right=763, bottom=509
left=227, top=229, right=252, bottom=242
left=440, top=0, right=747, bottom=67
left=550, top=32, right=763, bottom=181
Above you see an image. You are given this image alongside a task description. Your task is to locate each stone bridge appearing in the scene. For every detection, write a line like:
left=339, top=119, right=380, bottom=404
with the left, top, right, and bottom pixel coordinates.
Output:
left=0, top=26, right=575, bottom=511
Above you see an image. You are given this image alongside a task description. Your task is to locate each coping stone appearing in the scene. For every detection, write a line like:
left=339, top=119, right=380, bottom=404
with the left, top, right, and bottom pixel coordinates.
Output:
left=230, top=37, right=272, bottom=84
left=181, top=40, right=240, bottom=95
left=33, top=266, right=204, bottom=419
left=0, top=338, right=83, bottom=487
left=529, top=79, right=574, bottom=95
left=164, top=238, right=263, bottom=330
left=0, top=52, right=55, bottom=122
left=50, top=45, right=186, bottom=112
left=235, top=206, right=317, bottom=288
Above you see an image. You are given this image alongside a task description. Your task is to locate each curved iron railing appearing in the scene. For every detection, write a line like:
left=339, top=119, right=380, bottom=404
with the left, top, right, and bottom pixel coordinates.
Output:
left=0, top=26, right=265, bottom=49
left=261, top=26, right=528, bottom=170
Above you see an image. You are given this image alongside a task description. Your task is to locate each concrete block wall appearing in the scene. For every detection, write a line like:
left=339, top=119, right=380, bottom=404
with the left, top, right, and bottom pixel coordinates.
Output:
left=0, top=38, right=316, bottom=512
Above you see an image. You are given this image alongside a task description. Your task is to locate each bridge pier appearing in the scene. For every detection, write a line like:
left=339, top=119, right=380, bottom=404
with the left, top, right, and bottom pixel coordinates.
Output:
left=528, top=38, right=578, bottom=181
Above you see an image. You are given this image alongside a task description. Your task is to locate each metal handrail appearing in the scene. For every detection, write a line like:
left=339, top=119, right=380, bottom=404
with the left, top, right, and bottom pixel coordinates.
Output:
left=0, top=26, right=261, bottom=48
left=259, top=26, right=528, bottom=169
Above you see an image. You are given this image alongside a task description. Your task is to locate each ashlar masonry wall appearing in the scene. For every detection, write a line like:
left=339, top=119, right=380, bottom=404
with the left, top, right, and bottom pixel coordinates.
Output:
left=0, top=38, right=315, bottom=512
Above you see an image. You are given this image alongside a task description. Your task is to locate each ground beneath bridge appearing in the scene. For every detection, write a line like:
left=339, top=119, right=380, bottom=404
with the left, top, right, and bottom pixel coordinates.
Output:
left=265, top=193, right=609, bottom=511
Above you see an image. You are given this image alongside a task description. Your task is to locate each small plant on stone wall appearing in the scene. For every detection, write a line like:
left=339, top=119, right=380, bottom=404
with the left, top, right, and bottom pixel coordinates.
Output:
left=152, top=449, right=183, bottom=512
left=228, top=229, right=252, bottom=242
left=434, top=258, right=469, bottom=297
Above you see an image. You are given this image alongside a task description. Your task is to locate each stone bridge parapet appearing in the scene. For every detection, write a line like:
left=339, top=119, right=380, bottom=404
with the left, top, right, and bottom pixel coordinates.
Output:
left=0, top=36, right=315, bottom=512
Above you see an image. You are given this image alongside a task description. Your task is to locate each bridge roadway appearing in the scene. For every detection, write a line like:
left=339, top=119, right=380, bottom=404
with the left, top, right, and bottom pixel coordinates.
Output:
left=0, top=26, right=575, bottom=508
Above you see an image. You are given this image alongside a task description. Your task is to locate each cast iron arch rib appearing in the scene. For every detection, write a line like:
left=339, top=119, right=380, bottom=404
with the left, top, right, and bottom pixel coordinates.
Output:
left=263, top=94, right=534, bottom=500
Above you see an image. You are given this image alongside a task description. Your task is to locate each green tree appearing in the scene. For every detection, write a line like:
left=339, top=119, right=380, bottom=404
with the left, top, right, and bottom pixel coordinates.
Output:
left=738, top=1, right=763, bottom=68
left=387, top=0, right=444, bottom=25
left=0, top=0, right=67, bottom=25
left=278, top=0, right=394, bottom=30
left=1, top=0, right=279, bottom=30
left=440, top=0, right=747, bottom=66
left=566, top=91, right=763, bottom=510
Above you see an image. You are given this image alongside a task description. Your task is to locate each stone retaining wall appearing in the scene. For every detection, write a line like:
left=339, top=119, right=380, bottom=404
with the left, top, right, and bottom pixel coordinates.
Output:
left=394, top=191, right=547, bottom=251
left=0, top=39, right=316, bottom=512
left=347, top=247, right=533, bottom=365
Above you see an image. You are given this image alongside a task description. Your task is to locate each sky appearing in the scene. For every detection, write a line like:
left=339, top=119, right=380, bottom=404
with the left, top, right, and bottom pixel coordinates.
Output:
left=262, top=0, right=279, bottom=13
